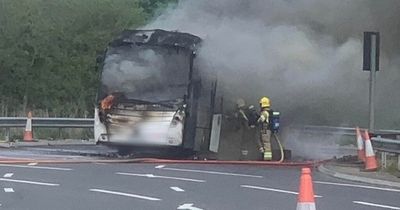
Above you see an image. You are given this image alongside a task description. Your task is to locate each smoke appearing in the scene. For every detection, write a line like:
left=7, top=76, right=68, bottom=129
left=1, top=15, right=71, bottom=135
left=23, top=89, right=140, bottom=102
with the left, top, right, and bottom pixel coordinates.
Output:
left=101, top=45, right=191, bottom=101
left=144, top=0, right=400, bottom=129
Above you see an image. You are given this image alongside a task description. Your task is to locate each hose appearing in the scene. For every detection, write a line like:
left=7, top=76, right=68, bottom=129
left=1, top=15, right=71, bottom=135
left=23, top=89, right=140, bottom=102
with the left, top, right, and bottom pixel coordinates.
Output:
left=273, top=133, right=285, bottom=163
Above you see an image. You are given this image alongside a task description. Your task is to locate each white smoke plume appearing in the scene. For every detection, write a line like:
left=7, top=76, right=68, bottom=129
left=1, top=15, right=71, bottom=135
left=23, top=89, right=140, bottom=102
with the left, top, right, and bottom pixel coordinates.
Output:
left=145, top=0, right=400, bottom=129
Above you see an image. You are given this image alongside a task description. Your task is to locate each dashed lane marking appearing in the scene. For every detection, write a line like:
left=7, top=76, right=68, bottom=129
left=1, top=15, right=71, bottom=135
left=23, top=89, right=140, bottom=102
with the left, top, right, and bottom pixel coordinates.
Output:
left=27, top=163, right=38, bottom=166
left=160, top=167, right=263, bottom=178
left=3, top=173, right=13, bottom=178
left=0, top=178, right=59, bottom=186
left=0, top=164, right=72, bottom=171
left=89, top=189, right=161, bottom=201
left=155, top=165, right=165, bottom=169
left=4, top=188, right=14, bottom=192
left=116, top=172, right=205, bottom=183
left=353, top=201, right=400, bottom=209
left=170, top=186, right=185, bottom=192
left=315, top=181, right=400, bottom=193
left=241, top=185, right=322, bottom=198
left=177, top=203, right=203, bottom=210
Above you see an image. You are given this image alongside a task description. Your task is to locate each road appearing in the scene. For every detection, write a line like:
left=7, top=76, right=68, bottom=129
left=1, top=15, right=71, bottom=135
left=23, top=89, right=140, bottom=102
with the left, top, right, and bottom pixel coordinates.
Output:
left=0, top=163, right=397, bottom=210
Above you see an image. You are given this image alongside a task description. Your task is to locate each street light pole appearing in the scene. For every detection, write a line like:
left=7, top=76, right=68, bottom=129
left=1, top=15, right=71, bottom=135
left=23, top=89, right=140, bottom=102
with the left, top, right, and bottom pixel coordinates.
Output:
left=369, top=34, right=377, bottom=132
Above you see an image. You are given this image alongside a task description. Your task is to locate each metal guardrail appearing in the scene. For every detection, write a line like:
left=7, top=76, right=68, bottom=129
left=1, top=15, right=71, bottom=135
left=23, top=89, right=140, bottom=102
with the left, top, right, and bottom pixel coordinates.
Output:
left=295, top=125, right=400, bottom=156
left=297, top=125, right=400, bottom=136
left=372, top=137, right=400, bottom=155
left=0, top=117, right=94, bottom=128
left=297, top=125, right=356, bottom=136
left=297, top=125, right=400, bottom=169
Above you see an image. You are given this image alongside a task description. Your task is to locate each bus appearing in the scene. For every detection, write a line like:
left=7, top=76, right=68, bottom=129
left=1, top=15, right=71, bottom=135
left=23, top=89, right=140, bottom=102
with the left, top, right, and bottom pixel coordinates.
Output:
left=94, top=29, right=220, bottom=155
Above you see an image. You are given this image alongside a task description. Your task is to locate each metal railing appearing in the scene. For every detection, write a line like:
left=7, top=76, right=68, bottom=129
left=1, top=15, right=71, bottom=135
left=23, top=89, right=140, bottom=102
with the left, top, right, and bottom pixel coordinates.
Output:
left=0, top=117, right=94, bottom=128
left=295, top=125, right=400, bottom=165
left=295, top=125, right=400, bottom=136
left=0, top=117, right=94, bottom=141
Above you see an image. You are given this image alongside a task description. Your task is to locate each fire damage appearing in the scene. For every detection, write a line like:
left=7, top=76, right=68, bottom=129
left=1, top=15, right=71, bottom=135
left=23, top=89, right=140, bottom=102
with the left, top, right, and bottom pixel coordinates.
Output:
left=94, top=29, right=218, bottom=156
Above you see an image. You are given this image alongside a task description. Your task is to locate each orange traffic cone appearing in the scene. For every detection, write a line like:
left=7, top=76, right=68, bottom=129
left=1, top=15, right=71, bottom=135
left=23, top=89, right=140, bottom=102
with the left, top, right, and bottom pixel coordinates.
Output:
left=23, top=111, right=33, bottom=141
left=356, top=127, right=365, bottom=162
left=363, top=130, right=378, bottom=171
left=296, top=168, right=316, bottom=210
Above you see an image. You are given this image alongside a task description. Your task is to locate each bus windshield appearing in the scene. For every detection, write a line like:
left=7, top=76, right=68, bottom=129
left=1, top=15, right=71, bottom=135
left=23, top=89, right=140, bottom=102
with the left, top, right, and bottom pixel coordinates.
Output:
left=100, top=45, right=191, bottom=103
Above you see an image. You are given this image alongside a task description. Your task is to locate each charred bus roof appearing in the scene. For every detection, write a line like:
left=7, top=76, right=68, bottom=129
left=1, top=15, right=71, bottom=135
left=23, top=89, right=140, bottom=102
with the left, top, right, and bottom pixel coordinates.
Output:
left=108, top=29, right=201, bottom=51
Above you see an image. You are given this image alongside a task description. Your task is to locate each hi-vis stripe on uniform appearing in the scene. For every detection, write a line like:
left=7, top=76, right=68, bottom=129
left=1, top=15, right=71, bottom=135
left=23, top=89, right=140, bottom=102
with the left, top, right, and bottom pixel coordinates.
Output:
left=258, top=110, right=269, bottom=123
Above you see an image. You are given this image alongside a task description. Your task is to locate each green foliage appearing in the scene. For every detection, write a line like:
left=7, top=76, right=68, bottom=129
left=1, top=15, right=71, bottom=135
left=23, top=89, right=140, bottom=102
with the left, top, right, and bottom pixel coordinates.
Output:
left=0, top=0, right=173, bottom=117
left=139, top=0, right=178, bottom=18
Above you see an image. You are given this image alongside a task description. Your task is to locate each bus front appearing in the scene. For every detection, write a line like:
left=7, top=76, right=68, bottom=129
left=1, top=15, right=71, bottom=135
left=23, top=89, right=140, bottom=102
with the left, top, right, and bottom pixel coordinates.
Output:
left=94, top=30, right=201, bottom=149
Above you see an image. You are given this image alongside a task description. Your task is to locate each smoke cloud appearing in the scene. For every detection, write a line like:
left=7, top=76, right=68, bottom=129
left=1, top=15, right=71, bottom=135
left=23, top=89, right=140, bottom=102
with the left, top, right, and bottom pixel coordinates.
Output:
left=145, top=0, right=400, bottom=129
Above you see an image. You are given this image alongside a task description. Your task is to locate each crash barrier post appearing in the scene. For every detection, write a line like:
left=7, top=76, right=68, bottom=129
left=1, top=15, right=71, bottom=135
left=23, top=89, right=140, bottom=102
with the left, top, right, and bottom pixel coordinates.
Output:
left=398, top=155, right=400, bottom=171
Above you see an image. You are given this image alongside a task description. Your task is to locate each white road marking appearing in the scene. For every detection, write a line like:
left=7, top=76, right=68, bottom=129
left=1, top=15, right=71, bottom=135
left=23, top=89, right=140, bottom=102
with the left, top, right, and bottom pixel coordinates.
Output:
left=89, top=189, right=161, bottom=201
left=116, top=172, right=205, bottom=183
left=170, top=186, right=185, bottom=192
left=3, top=173, right=13, bottom=178
left=0, top=178, right=59, bottom=186
left=315, top=181, right=400, bottom=193
left=161, top=167, right=263, bottom=178
left=27, top=162, right=38, bottom=166
left=4, top=188, right=14, bottom=192
left=241, top=185, right=322, bottom=198
left=353, top=201, right=400, bottom=209
left=0, top=164, right=72, bottom=171
left=155, top=165, right=165, bottom=169
left=177, top=203, right=203, bottom=210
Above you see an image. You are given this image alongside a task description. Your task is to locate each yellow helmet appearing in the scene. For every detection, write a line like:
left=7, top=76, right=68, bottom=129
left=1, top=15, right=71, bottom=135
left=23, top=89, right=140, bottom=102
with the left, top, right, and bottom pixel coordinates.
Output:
left=259, top=97, right=270, bottom=108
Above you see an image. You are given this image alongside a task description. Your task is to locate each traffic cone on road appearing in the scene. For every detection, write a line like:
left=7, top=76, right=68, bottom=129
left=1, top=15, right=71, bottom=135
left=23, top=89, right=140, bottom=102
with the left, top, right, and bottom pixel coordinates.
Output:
left=363, top=130, right=378, bottom=171
left=356, top=127, right=365, bottom=162
left=364, top=130, right=378, bottom=171
left=296, top=168, right=316, bottom=210
left=23, top=111, right=33, bottom=141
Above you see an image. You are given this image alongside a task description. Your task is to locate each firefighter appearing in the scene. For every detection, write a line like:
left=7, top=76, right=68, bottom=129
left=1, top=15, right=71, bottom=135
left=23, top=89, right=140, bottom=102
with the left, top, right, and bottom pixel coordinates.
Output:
left=234, top=99, right=250, bottom=160
left=245, top=105, right=261, bottom=159
left=257, top=96, right=272, bottom=160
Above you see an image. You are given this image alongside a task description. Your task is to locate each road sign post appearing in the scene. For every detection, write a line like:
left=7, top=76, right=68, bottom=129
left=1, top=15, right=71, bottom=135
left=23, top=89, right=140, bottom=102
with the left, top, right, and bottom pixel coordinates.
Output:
left=363, top=32, right=380, bottom=132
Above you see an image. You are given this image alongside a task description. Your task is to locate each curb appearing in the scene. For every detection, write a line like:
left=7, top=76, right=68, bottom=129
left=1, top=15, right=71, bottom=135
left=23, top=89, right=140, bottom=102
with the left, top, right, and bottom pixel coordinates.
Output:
left=0, top=141, right=95, bottom=148
left=318, top=164, right=400, bottom=188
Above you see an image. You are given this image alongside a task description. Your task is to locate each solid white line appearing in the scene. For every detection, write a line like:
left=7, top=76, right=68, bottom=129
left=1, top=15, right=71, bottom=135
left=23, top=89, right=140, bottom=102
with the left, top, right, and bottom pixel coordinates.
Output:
left=353, top=201, right=400, bottom=209
left=0, top=178, right=59, bottom=186
left=161, top=167, right=263, bottom=178
left=3, top=173, right=13, bottom=178
left=116, top=172, right=205, bottom=183
left=315, top=181, right=400, bottom=193
left=170, top=186, right=185, bottom=192
left=241, top=185, right=322, bottom=198
left=4, top=188, right=14, bottom=192
left=0, top=164, right=72, bottom=171
left=89, top=189, right=161, bottom=201
left=27, top=162, right=38, bottom=166
left=155, top=165, right=165, bottom=169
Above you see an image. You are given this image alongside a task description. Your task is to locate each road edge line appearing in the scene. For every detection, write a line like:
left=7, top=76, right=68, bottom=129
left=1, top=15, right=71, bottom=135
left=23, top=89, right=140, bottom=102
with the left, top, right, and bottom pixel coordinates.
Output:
left=0, top=158, right=328, bottom=166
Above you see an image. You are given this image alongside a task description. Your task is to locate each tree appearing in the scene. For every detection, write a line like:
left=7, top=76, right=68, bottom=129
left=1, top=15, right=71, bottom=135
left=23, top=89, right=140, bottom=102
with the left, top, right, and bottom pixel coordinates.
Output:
left=0, top=0, right=173, bottom=117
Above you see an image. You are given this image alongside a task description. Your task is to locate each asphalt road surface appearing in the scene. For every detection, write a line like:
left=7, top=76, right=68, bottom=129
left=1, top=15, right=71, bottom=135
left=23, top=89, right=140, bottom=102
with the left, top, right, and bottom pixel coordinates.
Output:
left=0, top=163, right=397, bottom=210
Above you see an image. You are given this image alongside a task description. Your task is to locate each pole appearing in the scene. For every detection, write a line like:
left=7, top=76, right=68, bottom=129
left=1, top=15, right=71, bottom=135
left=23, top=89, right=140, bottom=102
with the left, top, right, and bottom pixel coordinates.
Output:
left=369, top=34, right=376, bottom=132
